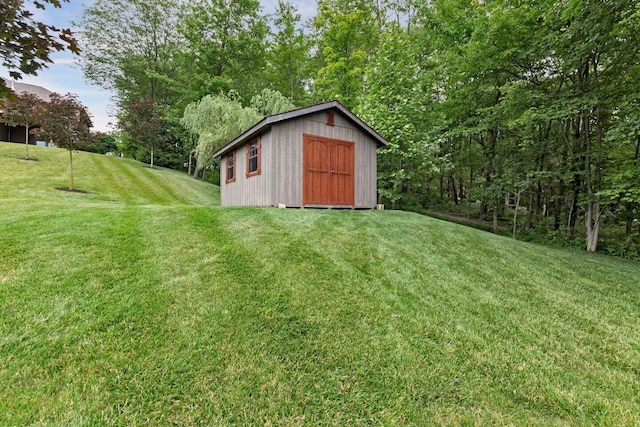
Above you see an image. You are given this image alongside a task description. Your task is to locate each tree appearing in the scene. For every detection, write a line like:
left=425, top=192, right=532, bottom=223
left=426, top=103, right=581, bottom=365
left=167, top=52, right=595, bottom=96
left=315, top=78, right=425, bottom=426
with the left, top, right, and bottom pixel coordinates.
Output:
left=357, top=25, right=439, bottom=209
left=266, top=1, right=312, bottom=104
left=181, top=92, right=262, bottom=180
left=0, top=0, right=78, bottom=97
left=79, top=0, right=181, bottom=103
left=85, top=131, right=118, bottom=155
left=119, top=97, right=166, bottom=169
left=312, top=0, right=379, bottom=108
left=80, top=0, right=270, bottom=172
left=179, top=0, right=268, bottom=100
left=37, top=93, right=92, bottom=190
left=250, top=88, right=295, bottom=116
left=403, top=0, right=640, bottom=256
left=0, top=92, right=44, bottom=159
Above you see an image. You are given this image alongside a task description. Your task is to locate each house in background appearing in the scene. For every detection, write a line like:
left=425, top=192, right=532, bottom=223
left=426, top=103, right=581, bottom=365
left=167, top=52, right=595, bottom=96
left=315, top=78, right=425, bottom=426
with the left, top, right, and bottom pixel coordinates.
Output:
left=213, top=101, right=388, bottom=208
left=0, top=78, right=52, bottom=145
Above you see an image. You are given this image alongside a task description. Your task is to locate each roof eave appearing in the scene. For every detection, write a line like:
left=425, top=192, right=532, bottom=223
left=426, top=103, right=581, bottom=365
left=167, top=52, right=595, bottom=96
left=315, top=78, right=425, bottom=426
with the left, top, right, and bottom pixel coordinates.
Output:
left=213, top=118, right=270, bottom=158
left=213, top=100, right=389, bottom=158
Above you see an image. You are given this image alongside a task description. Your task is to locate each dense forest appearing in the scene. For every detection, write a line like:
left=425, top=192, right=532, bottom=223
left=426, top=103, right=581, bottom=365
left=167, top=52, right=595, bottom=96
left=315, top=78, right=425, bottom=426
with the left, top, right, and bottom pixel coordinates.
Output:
left=76, top=0, right=640, bottom=257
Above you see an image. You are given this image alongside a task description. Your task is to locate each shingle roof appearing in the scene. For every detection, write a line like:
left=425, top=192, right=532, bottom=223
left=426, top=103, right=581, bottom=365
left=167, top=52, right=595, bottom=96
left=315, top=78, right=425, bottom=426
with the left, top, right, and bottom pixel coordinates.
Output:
left=2, top=77, right=53, bottom=101
left=213, top=100, right=388, bottom=158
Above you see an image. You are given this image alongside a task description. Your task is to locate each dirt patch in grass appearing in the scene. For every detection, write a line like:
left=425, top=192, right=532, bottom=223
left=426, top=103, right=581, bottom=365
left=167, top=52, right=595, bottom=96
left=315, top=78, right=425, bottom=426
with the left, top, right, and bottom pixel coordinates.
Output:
left=55, top=187, right=91, bottom=194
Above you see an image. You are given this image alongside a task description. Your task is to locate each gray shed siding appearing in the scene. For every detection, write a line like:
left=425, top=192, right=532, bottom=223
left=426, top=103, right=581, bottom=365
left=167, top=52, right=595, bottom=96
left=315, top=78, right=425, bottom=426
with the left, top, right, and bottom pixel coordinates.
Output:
left=220, top=110, right=379, bottom=208
left=220, top=131, right=274, bottom=207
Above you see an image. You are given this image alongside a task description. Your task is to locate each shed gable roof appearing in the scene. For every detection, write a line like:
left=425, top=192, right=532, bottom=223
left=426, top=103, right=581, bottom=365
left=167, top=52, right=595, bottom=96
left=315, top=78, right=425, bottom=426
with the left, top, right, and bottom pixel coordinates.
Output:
left=213, top=100, right=388, bottom=158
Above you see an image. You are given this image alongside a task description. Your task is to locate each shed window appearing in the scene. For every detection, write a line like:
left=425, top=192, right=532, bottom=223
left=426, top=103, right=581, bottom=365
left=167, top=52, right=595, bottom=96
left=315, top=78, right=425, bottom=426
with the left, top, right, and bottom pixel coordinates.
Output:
left=246, top=138, right=261, bottom=177
left=226, top=152, right=236, bottom=183
left=326, top=111, right=335, bottom=126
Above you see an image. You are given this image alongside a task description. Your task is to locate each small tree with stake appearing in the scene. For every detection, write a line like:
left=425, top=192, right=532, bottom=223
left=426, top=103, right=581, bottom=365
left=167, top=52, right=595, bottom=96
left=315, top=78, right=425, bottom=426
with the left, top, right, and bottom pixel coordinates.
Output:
left=37, top=93, right=92, bottom=190
left=1, top=92, right=45, bottom=160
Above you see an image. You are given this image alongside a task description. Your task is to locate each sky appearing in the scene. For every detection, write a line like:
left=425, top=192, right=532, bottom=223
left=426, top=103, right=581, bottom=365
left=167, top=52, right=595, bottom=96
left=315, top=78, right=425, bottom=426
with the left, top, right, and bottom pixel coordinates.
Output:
left=2, top=0, right=316, bottom=133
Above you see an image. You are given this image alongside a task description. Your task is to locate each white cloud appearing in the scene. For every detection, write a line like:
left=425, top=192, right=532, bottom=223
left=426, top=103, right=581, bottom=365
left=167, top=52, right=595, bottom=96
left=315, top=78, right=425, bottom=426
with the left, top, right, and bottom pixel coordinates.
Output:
left=261, top=0, right=317, bottom=25
left=53, top=58, right=79, bottom=66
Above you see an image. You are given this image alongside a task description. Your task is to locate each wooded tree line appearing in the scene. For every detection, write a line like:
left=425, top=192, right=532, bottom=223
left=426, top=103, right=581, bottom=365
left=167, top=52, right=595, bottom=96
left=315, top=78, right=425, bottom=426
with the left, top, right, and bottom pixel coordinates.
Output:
left=76, top=0, right=639, bottom=256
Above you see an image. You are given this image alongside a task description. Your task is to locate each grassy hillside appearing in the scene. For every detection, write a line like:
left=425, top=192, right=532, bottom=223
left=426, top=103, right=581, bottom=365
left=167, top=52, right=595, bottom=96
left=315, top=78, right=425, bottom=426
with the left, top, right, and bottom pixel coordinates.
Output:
left=0, top=142, right=218, bottom=207
left=1, top=142, right=640, bottom=425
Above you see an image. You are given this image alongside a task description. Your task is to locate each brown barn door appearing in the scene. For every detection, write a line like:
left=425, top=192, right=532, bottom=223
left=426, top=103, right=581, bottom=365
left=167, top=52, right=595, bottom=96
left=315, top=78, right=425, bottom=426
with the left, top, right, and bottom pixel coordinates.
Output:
left=303, top=134, right=354, bottom=206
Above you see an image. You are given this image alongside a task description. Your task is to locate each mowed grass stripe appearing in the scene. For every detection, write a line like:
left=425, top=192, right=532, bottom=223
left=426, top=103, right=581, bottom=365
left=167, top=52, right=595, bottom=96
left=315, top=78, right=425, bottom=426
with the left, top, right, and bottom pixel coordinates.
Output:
left=132, top=207, right=417, bottom=424
left=242, top=208, right=640, bottom=424
left=145, top=167, right=221, bottom=206
left=0, top=143, right=218, bottom=208
left=104, top=158, right=182, bottom=205
left=0, top=205, right=181, bottom=424
left=84, top=152, right=219, bottom=206
left=86, top=154, right=135, bottom=203
left=0, top=145, right=70, bottom=203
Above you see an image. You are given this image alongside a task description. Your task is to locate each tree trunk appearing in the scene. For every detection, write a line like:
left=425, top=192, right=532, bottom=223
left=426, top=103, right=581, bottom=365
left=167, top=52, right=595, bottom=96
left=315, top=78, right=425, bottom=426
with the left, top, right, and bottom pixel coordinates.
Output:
left=68, top=149, right=74, bottom=190
left=627, top=137, right=640, bottom=238
left=449, top=175, right=458, bottom=204
left=567, top=187, right=580, bottom=239
left=512, top=189, right=522, bottom=239
left=24, top=124, right=29, bottom=160
left=584, top=109, right=600, bottom=252
left=566, top=197, right=575, bottom=236
left=585, top=196, right=601, bottom=252
left=493, top=205, right=498, bottom=234
left=525, top=192, right=535, bottom=231
left=625, top=204, right=634, bottom=238
left=188, top=151, right=193, bottom=176
left=193, top=159, right=200, bottom=178
left=201, top=166, right=206, bottom=182
left=467, top=164, right=473, bottom=221
left=150, top=146, right=154, bottom=169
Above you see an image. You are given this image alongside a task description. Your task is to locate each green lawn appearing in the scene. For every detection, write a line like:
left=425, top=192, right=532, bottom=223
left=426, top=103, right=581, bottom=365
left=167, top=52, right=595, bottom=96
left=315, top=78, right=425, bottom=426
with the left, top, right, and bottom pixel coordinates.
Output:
left=1, top=142, right=639, bottom=425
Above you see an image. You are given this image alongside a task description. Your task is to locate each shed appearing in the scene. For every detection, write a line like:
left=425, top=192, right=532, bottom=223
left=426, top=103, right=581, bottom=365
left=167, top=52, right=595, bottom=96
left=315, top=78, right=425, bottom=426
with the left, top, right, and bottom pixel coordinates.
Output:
left=213, top=101, right=388, bottom=208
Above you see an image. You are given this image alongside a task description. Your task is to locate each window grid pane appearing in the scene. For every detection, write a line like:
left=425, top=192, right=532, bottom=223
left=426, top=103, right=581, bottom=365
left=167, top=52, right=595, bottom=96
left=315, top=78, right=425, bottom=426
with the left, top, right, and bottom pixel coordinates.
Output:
left=248, top=144, right=258, bottom=173
left=227, top=154, right=234, bottom=180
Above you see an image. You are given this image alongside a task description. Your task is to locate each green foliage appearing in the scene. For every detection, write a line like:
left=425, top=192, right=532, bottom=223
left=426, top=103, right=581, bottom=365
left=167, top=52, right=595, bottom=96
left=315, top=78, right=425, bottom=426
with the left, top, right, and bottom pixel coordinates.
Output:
left=79, top=0, right=274, bottom=172
left=179, top=0, right=268, bottom=99
left=357, top=25, right=439, bottom=208
left=398, top=0, right=640, bottom=255
left=266, top=1, right=312, bottom=105
left=85, top=132, right=118, bottom=155
left=0, top=0, right=79, bottom=97
left=119, top=97, right=168, bottom=168
left=0, top=91, right=44, bottom=159
left=312, top=0, right=379, bottom=108
left=36, top=93, right=92, bottom=189
left=79, top=0, right=181, bottom=102
left=181, top=93, right=262, bottom=174
left=250, top=88, right=296, bottom=116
